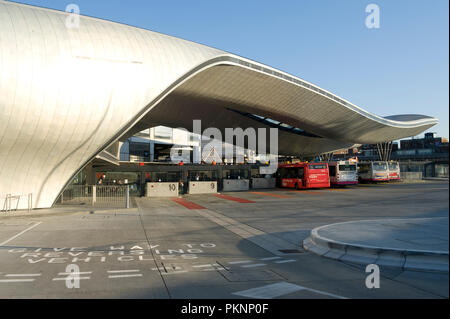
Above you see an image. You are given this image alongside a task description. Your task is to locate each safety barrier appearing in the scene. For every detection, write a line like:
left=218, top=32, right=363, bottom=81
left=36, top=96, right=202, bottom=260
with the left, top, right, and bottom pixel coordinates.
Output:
left=222, top=179, right=250, bottom=192
left=188, top=181, right=217, bottom=194
left=401, top=172, right=423, bottom=180
left=146, top=182, right=178, bottom=197
left=251, top=178, right=276, bottom=189
left=59, top=185, right=129, bottom=208
left=1, top=193, right=33, bottom=212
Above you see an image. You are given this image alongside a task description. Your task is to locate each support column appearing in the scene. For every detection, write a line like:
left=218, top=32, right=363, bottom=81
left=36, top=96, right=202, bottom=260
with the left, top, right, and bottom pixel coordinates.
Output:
left=150, top=141, right=155, bottom=162
left=377, top=141, right=393, bottom=161
left=85, top=163, right=95, bottom=185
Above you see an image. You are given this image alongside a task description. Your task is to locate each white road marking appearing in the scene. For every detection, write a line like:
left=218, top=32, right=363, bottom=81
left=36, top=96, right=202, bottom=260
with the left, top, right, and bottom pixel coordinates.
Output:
left=52, top=277, right=90, bottom=281
left=202, top=267, right=225, bottom=271
left=5, top=274, right=41, bottom=277
left=0, top=279, right=35, bottom=283
left=161, top=271, right=188, bottom=275
left=275, top=259, right=296, bottom=264
left=260, top=257, right=281, bottom=261
left=191, top=264, right=225, bottom=271
left=0, top=221, right=42, bottom=246
left=297, top=286, right=349, bottom=299
left=192, top=264, right=214, bottom=268
left=107, top=269, right=140, bottom=273
left=232, top=282, right=348, bottom=299
left=58, top=271, right=92, bottom=275
left=192, top=263, right=221, bottom=268
left=241, top=263, right=266, bottom=268
left=108, top=274, right=143, bottom=279
left=228, top=260, right=252, bottom=264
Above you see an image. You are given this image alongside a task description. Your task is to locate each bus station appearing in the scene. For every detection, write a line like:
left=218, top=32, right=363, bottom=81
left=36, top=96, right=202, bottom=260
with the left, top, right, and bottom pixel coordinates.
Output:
left=0, top=1, right=448, bottom=302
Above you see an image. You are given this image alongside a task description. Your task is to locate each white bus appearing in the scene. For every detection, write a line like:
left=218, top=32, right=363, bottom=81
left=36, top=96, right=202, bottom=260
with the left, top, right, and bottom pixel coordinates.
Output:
left=387, top=161, right=401, bottom=181
left=358, top=161, right=389, bottom=182
left=328, top=161, right=358, bottom=186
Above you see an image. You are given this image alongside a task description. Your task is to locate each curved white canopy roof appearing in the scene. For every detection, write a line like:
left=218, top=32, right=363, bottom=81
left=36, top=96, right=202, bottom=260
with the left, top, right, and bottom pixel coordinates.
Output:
left=0, top=1, right=438, bottom=208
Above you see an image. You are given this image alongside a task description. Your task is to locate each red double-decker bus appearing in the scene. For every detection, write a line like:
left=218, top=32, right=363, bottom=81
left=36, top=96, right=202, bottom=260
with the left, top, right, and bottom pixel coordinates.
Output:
left=277, top=162, right=330, bottom=189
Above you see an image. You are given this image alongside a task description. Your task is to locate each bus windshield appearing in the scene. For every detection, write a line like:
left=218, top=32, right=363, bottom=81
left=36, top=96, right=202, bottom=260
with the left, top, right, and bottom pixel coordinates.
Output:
left=373, top=162, right=387, bottom=170
left=338, top=164, right=357, bottom=171
left=389, top=163, right=398, bottom=170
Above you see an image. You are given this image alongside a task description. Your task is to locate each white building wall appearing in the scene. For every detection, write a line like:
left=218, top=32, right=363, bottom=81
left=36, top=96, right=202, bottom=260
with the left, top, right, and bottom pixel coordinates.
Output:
left=0, top=1, right=223, bottom=208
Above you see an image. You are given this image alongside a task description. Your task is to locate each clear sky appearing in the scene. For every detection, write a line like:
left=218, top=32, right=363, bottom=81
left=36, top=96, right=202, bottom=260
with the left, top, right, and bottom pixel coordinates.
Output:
left=10, top=0, right=450, bottom=139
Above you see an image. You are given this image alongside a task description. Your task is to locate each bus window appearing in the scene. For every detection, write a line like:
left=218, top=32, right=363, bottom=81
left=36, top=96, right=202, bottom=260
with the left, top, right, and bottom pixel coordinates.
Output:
left=284, top=168, right=292, bottom=178
left=373, top=162, right=387, bottom=171
left=288, top=168, right=297, bottom=178
left=339, top=164, right=356, bottom=171
left=298, top=167, right=304, bottom=179
left=359, top=164, right=370, bottom=173
left=309, top=164, right=327, bottom=170
left=389, top=162, right=398, bottom=170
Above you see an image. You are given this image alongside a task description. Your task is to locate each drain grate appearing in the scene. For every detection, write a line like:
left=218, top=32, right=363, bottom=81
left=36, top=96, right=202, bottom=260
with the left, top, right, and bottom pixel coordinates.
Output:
left=278, top=249, right=303, bottom=254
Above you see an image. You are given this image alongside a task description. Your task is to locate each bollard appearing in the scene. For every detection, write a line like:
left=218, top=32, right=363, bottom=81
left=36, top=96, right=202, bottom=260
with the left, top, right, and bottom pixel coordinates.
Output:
left=92, top=185, right=96, bottom=206
left=6, top=194, right=11, bottom=212
left=28, top=193, right=33, bottom=212
left=1, top=194, right=11, bottom=212
left=14, top=195, right=20, bottom=211
left=126, top=185, right=130, bottom=208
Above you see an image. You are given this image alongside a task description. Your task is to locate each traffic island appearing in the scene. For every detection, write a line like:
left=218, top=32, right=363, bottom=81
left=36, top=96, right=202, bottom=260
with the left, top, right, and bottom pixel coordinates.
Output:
left=303, top=217, right=449, bottom=273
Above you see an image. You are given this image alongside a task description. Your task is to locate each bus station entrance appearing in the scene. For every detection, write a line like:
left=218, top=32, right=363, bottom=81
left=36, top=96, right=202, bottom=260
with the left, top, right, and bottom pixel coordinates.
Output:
left=63, top=161, right=275, bottom=201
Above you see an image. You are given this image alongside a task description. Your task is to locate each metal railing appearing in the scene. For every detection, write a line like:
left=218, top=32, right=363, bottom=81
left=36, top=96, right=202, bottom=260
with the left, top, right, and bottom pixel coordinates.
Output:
left=58, top=185, right=129, bottom=208
left=1, top=193, right=33, bottom=213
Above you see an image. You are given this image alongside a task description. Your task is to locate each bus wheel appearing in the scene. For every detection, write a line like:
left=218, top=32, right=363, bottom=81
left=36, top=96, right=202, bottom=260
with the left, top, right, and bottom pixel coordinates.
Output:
left=295, top=183, right=300, bottom=190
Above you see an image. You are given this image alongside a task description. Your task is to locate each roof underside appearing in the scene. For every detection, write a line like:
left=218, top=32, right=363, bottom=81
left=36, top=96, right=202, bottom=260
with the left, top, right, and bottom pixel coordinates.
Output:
left=124, top=62, right=437, bottom=156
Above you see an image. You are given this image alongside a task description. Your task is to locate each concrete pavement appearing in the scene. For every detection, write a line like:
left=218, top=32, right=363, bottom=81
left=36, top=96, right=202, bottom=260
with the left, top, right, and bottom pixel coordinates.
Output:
left=0, top=181, right=448, bottom=298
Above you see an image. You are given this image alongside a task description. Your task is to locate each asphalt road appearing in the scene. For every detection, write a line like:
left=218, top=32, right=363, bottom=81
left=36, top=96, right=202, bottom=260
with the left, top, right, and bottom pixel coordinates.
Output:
left=0, top=181, right=448, bottom=299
